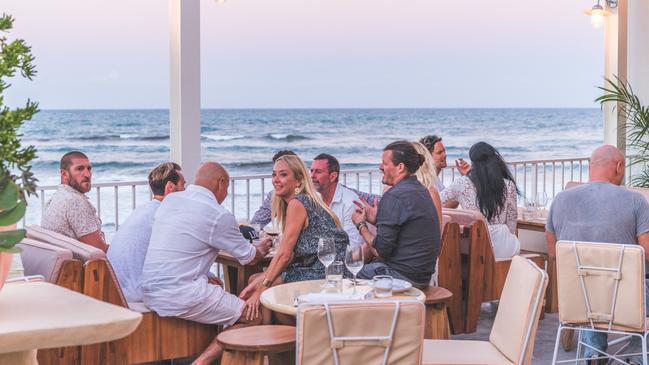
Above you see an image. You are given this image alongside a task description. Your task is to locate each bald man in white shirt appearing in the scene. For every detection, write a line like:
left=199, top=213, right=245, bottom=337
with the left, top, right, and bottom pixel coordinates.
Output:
left=141, top=162, right=271, bottom=365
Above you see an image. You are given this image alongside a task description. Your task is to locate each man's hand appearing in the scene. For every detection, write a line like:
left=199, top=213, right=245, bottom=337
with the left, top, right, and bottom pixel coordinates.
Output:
left=255, top=237, right=272, bottom=256
left=208, top=276, right=224, bottom=288
left=455, top=158, right=471, bottom=176
left=352, top=205, right=366, bottom=225
left=353, top=198, right=378, bottom=225
left=240, top=275, right=263, bottom=300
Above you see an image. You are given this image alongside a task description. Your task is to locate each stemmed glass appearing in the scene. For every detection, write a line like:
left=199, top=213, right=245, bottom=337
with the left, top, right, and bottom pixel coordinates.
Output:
left=344, top=244, right=364, bottom=294
left=317, top=237, right=336, bottom=288
left=535, top=191, right=548, bottom=211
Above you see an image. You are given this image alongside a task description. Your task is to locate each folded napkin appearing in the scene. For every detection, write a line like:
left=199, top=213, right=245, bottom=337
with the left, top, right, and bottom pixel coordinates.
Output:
left=298, top=293, right=361, bottom=304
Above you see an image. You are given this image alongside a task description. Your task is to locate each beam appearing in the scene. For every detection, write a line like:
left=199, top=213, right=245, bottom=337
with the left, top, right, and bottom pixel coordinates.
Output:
left=602, top=0, right=628, bottom=152
left=169, top=0, right=202, bottom=183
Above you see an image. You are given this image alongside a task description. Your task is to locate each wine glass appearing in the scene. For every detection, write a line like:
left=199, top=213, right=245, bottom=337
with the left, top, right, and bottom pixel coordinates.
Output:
left=536, top=191, right=548, bottom=211
left=317, top=237, right=336, bottom=288
left=344, top=244, right=364, bottom=294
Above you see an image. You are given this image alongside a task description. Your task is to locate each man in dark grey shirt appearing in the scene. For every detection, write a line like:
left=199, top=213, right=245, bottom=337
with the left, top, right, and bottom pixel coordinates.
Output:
left=352, top=141, right=440, bottom=288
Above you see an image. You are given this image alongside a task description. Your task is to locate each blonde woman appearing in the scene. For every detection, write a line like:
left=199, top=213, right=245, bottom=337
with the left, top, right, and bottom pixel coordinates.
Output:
left=240, top=154, right=350, bottom=321
left=412, top=142, right=444, bottom=233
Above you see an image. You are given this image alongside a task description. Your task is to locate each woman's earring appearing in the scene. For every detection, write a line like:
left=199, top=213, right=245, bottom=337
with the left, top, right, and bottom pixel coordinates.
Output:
left=294, top=186, right=301, bottom=195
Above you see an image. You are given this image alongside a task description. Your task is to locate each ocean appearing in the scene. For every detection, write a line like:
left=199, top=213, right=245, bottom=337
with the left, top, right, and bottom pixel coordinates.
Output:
left=22, top=108, right=602, bottom=185
left=19, top=108, right=603, bottom=235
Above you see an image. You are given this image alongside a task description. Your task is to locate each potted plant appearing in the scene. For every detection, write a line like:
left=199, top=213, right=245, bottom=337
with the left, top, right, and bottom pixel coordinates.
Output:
left=0, top=13, right=39, bottom=290
left=596, top=76, right=649, bottom=187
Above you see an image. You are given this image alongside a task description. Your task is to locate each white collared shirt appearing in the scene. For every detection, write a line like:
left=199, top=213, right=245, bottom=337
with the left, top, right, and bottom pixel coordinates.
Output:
left=141, top=185, right=256, bottom=323
left=330, top=183, right=364, bottom=248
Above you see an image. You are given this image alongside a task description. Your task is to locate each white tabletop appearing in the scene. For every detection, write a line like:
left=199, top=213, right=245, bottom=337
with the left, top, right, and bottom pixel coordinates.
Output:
left=260, top=279, right=425, bottom=316
left=0, top=282, right=142, bottom=354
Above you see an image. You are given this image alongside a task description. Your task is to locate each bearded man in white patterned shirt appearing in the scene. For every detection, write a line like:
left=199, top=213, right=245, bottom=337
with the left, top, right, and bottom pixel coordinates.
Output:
left=41, top=151, right=108, bottom=252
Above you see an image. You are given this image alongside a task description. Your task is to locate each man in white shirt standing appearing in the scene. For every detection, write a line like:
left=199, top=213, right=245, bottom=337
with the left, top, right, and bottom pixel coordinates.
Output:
left=107, top=162, right=185, bottom=302
left=141, top=162, right=271, bottom=365
left=310, top=153, right=364, bottom=248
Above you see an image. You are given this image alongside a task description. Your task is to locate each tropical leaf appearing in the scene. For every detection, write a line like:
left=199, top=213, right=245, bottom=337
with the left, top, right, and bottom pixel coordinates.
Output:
left=0, top=179, right=19, bottom=213
left=596, top=76, right=649, bottom=187
left=0, top=229, right=24, bottom=253
left=0, top=199, right=25, bottom=226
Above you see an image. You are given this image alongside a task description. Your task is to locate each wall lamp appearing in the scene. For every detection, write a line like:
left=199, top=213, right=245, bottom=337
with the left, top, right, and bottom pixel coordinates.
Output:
left=585, top=0, right=618, bottom=28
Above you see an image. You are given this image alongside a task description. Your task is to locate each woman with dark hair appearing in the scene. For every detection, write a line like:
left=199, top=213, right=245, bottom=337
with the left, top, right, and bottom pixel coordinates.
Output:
left=440, top=142, right=520, bottom=258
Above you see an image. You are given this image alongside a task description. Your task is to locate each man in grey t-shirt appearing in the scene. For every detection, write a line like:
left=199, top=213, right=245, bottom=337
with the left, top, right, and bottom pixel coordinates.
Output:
left=546, top=145, right=649, bottom=364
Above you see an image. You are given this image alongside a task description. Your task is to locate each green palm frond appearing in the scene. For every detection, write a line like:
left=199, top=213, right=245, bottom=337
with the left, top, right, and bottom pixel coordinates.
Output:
left=596, top=76, right=649, bottom=187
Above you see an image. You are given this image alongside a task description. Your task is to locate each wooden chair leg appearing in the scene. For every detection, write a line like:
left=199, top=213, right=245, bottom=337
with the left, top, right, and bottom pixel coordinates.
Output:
left=425, top=303, right=451, bottom=339
left=438, top=223, right=464, bottom=334
left=465, top=228, right=487, bottom=333
left=221, top=350, right=264, bottom=365
left=269, top=349, right=296, bottom=365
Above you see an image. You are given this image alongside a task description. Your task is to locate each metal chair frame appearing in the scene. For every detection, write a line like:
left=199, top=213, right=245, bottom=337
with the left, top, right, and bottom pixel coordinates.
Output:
left=551, top=241, right=648, bottom=365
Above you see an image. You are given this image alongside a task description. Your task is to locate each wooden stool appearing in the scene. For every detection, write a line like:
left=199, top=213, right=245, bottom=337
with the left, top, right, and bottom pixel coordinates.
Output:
left=217, top=325, right=295, bottom=365
left=422, top=286, right=453, bottom=339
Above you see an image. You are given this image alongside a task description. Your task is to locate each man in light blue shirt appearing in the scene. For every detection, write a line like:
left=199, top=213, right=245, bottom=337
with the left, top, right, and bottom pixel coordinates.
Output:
left=107, top=162, right=185, bottom=302
left=311, top=153, right=365, bottom=248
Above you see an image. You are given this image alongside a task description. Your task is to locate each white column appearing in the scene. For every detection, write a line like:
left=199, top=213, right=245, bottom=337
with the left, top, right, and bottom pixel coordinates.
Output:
left=169, top=0, right=202, bottom=183
left=602, top=0, right=628, bottom=150
left=627, top=0, right=649, bottom=106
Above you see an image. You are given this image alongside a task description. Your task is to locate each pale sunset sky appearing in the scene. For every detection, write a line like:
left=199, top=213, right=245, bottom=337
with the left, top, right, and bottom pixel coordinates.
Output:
left=3, top=0, right=604, bottom=109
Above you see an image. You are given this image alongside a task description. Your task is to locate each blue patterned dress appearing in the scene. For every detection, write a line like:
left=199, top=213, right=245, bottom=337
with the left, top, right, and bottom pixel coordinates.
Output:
left=282, top=194, right=350, bottom=283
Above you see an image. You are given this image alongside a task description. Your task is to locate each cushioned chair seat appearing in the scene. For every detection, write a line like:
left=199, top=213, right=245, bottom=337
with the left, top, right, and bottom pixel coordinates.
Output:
left=26, top=225, right=105, bottom=261
left=127, top=301, right=151, bottom=313
left=422, top=340, right=513, bottom=365
left=18, top=238, right=73, bottom=283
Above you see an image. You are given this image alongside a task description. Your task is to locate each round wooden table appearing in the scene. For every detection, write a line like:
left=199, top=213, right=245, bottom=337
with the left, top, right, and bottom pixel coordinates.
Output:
left=260, top=279, right=426, bottom=316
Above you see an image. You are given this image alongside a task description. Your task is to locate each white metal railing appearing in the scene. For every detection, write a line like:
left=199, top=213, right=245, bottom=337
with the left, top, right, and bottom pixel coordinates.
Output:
left=23, top=155, right=642, bottom=236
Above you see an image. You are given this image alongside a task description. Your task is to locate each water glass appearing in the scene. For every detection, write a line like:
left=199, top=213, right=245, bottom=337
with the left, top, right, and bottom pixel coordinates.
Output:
left=344, top=244, right=364, bottom=294
left=327, top=261, right=344, bottom=292
left=373, top=275, right=393, bottom=298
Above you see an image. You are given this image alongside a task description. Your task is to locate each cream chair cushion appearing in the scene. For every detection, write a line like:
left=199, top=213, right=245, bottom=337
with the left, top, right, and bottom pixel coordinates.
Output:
left=489, top=256, right=545, bottom=363
left=443, top=208, right=483, bottom=228
left=18, top=238, right=73, bottom=283
left=421, top=340, right=513, bottom=365
left=442, top=214, right=452, bottom=227
left=556, top=241, right=645, bottom=332
left=421, top=256, right=547, bottom=365
left=26, top=225, right=105, bottom=262
left=297, top=301, right=424, bottom=365
left=27, top=225, right=128, bottom=307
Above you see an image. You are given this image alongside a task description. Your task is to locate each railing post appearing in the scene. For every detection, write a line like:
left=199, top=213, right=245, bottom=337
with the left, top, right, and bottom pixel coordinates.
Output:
left=114, top=186, right=119, bottom=230
left=246, top=179, right=250, bottom=220
left=231, top=179, right=235, bottom=214
left=96, top=187, right=101, bottom=219
left=132, top=185, right=137, bottom=210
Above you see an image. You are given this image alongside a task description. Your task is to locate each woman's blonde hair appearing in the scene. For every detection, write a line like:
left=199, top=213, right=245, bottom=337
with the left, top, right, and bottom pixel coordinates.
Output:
left=271, top=155, right=342, bottom=230
left=412, top=141, right=440, bottom=190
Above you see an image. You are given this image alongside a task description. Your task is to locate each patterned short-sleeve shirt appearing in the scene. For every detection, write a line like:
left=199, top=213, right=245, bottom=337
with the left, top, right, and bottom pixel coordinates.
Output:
left=41, top=184, right=102, bottom=239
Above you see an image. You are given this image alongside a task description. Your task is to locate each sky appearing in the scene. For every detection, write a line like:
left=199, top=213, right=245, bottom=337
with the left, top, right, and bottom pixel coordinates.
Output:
left=3, top=0, right=605, bottom=109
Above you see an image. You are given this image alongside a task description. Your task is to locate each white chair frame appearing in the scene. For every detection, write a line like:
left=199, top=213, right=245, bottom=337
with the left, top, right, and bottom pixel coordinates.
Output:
left=296, top=300, right=421, bottom=365
left=551, top=241, right=648, bottom=365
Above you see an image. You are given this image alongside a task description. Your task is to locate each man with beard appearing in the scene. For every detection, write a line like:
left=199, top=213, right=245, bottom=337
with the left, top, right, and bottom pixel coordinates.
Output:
left=42, top=151, right=108, bottom=251
left=352, top=141, right=439, bottom=289
left=310, top=153, right=364, bottom=248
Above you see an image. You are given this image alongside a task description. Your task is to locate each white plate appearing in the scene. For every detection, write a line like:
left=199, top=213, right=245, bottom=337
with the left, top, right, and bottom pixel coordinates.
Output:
left=372, top=278, right=412, bottom=293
